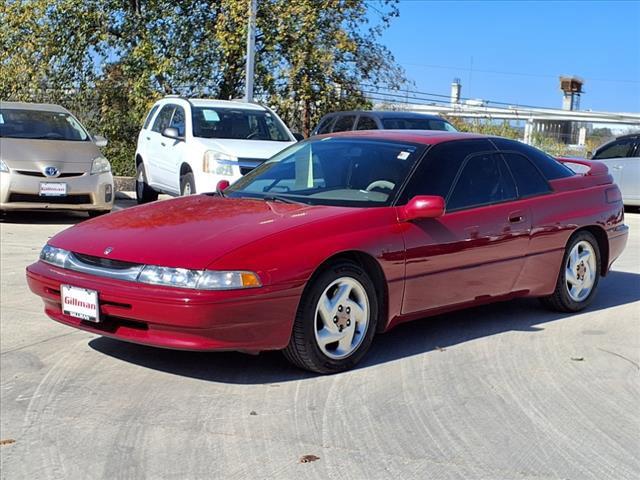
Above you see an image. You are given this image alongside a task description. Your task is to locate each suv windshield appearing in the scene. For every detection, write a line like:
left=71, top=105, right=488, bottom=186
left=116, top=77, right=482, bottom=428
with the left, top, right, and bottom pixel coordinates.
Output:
left=381, top=118, right=457, bottom=132
left=191, top=106, right=290, bottom=141
left=225, top=138, right=425, bottom=207
left=0, top=108, right=89, bottom=141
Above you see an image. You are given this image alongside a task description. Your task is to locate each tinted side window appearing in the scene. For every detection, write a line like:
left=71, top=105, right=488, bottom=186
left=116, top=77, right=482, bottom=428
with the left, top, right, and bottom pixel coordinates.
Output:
left=152, top=105, right=175, bottom=133
left=398, top=139, right=496, bottom=204
left=593, top=138, right=635, bottom=159
left=356, top=115, right=378, bottom=130
left=169, top=106, right=186, bottom=136
left=502, top=152, right=551, bottom=197
left=316, top=116, right=334, bottom=135
left=447, top=153, right=517, bottom=211
left=143, top=105, right=159, bottom=129
left=332, top=115, right=356, bottom=132
left=490, top=138, right=574, bottom=180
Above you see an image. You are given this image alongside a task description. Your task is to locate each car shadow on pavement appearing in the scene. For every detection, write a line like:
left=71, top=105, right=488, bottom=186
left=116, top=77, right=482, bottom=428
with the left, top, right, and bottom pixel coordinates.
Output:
left=1, top=210, right=89, bottom=225
left=89, top=269, right=640, bottom=384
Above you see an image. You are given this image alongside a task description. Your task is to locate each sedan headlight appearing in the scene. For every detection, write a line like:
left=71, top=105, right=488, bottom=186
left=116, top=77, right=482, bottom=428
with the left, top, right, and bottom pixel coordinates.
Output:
left=40, top=245, right=70, bottom=267
left=203, top=150, right=236, bottom=176
left=137, top=266, right=203, bottom=289
left=91, top=156, right=111, bottom=175
left=197, top=271, right=261, bottom=290
left=0, top=159, right=9, bottom=173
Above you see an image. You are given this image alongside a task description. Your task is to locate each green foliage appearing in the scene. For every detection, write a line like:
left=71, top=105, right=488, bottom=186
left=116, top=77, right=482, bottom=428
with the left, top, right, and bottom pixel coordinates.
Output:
left=1, top=0, right=404, bottom=175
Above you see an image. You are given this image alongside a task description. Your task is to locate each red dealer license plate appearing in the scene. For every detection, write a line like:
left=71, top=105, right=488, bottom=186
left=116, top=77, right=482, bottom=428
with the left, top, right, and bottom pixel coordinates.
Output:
left=61, top=285, right=100, bottom=322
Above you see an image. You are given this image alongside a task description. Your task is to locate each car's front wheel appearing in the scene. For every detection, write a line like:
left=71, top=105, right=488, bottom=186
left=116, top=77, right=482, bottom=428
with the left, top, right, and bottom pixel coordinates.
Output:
left=283, top=261, right=378, bottom=373
left=540, top=231, right=601, bottom=312
left=180, top=172, right=196, bottom=196
left=136, top=163, right=159, bottom=204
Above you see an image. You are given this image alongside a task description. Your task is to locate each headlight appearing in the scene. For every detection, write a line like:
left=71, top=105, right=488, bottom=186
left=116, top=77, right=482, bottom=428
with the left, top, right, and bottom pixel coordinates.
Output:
left=40, top=245, right=70, bottom=267
left=197, top=271, right=261, bottom=290
left=138, top=266, right=261, bottom=290
left=203, top=150, right=236, bottom=176
left=91, top=156, right=111, bottom=175
left=0, top=159, right=9, bottom=173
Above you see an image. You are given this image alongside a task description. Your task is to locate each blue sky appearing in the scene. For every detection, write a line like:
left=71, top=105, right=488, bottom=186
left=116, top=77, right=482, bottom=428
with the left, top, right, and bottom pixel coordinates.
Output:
left=377, top=0, right=640, bottom=112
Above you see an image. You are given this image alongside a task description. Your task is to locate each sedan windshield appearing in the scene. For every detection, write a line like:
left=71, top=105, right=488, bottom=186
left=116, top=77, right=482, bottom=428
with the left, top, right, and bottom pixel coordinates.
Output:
left=0, top=108, right=89, bottom=141
left=225, top=138, right=425, bottom=207
left=191, top=106, right=290, bottom=141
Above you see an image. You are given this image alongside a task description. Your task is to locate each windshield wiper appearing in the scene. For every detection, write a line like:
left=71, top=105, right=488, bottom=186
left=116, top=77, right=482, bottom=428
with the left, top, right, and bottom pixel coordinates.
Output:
left=261, top=194, right=303, bottom=205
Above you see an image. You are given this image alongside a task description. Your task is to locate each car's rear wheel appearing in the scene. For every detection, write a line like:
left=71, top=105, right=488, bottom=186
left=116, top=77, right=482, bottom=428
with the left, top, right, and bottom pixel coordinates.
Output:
left=283, top=261, right=378, bottom=373
left=180, top=172, right=196, bottom=196
left=136, top=162, right=159, bottom=204
left=540, top=231, right=601, bottom=312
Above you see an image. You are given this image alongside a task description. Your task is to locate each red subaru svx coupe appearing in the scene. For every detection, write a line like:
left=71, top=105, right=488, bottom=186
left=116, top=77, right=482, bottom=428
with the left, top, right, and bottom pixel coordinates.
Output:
left=27, top=131, right=628, bottom=373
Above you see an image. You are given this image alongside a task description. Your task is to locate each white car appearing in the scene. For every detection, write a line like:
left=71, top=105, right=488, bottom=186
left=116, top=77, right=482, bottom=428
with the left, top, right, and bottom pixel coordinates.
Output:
left=134, top=97, right=298, bottom=202
left=591, top=133, right=640, bottom=207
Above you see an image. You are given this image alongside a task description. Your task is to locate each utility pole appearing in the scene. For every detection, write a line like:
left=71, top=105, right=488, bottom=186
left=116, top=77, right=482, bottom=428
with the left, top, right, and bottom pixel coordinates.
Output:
left=245, top=0, right=257, bottom=102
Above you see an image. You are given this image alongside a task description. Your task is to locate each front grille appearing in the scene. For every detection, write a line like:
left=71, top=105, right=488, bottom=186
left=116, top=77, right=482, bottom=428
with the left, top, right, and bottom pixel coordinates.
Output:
left=238, top=157, right=265, bottom=176
left=15, top=170, right=85, bottom=178
left=8, top=193, right=91, bottom=204
left=73, top=252, right=141, bottom=270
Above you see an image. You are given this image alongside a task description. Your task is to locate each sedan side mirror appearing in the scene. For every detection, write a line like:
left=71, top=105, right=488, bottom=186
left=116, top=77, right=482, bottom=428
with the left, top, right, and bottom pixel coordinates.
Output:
left=399, top=195, right=445, bottom=221
left=162, top=127, right=182, bottom=140
left=216, top=180, right=230, bottom=193
left=292, top=132, right=305, bottom=142
left=93, top=135, right=108, bottom=148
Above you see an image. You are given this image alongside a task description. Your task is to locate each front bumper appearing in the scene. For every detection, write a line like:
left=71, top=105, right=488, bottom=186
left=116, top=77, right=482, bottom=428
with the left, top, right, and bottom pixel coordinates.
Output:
left=0, top=170, right=114, bottom=211
left=26, top=261, right=301, bottom=352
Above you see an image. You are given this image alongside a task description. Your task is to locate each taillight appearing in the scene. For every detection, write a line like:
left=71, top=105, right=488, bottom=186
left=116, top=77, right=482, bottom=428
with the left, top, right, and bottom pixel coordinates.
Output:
left=605, top=186, right=622, bottom=204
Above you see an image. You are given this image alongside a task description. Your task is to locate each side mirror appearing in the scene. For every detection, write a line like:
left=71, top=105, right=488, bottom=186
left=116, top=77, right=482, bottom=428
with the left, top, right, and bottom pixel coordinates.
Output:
left=292, top=132, right=305, bottom=142
left=586, top=151, right=593, bottom=159
left=216, top=180, right=230, bottom=193
left=162, top=127, right=181, bottom=140
left=93, top=135, right=108, bottom=147
left=399, top=195, right=445, bottom=221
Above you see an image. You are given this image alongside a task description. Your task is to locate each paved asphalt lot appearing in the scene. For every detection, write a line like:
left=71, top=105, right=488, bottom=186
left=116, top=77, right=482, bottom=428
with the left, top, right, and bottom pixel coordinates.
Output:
left=1, top=199, right=638, bottom=480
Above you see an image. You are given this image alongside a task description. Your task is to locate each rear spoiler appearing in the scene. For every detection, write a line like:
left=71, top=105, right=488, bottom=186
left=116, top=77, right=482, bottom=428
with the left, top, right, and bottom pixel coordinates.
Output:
left=551, top=157, right=613, bottom=192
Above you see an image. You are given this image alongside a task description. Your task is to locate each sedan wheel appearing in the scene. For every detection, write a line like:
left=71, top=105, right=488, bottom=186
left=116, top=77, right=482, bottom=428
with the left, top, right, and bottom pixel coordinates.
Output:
left=283, top=261, right=378, bottom=373
left=314, top=277, right=370, bottom=360
left=541, top=231, right=601, bottom=312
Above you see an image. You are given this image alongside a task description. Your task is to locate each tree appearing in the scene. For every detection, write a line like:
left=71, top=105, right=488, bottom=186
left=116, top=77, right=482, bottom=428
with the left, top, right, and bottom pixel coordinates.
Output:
left=1, top=0, right=404, bottom=175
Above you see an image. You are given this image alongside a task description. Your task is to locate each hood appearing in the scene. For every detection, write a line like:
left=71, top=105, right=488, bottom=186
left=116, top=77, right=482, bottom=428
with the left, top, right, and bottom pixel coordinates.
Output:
left=0, top=138, right=100, bottom=171
left=49, top=195, right=353, bottom=270
left=196, top=138, right=295, bottom=160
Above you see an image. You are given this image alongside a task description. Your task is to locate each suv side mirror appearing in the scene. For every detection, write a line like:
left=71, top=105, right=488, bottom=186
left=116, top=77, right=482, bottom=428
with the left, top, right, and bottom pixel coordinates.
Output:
left=399, top=195, right=445, bottom=221
left=586, top=151, right=593, bottom=159
left=292, top=132, right=305, bottom=142
left=162, top=127, right=181, bottom=140
left=93, top=135, right=108, bottom=147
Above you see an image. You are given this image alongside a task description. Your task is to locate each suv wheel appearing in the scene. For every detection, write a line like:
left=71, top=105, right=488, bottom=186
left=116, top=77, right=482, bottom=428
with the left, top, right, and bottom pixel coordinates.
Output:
left=180, top=172, right=196, bottom=196
left=136, top=163, right=159, bottom=204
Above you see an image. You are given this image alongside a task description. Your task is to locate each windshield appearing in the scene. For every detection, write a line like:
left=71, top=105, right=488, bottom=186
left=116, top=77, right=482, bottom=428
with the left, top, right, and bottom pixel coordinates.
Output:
left=0, top=108, right=89, bottom=141
left=381, top=118, right=457, bottom=132
left=225, top=138, right=425, bottom=207
left=191, top=106, right=290, bottom=141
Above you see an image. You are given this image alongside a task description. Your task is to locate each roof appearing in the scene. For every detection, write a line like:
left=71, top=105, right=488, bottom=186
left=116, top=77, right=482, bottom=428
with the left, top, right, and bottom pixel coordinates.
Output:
left=315, top=129, right=486, bottom=145
left=0, top=101, right=69, bottom=113
left=322, top=110, right=447, bottom=121
left=162, top=97, right=267, bottom=111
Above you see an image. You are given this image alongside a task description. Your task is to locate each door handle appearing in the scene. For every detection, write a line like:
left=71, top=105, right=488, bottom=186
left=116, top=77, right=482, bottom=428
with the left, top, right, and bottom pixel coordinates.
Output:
left=509, top=212, right=525, bottom=223
left=146, top=136, right=150, bottom=141
left=160, top=142, right=166, bottom=147
left=613, top=165, right=623, bottom=170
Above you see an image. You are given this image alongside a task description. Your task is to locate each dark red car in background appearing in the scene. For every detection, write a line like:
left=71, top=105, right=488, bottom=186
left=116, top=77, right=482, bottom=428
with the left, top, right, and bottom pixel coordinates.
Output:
left=26, top=131, right=628, bottom=373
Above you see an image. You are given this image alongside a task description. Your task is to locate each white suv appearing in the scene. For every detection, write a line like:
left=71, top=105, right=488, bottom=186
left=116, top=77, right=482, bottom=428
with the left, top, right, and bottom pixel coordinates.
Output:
left=134, top=97, right=298, bottom=203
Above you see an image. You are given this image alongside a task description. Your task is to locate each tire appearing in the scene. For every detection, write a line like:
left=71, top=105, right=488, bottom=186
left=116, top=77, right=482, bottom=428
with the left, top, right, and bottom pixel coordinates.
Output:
left=283, top=261, right=378, bottom=374
left=180, top=172, right=196, bottom=196
left=136, top=162, right=159, bottom=204
left=540, top=231, right=601, bottom=312
left=88, top=210, right=110, bottom=218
